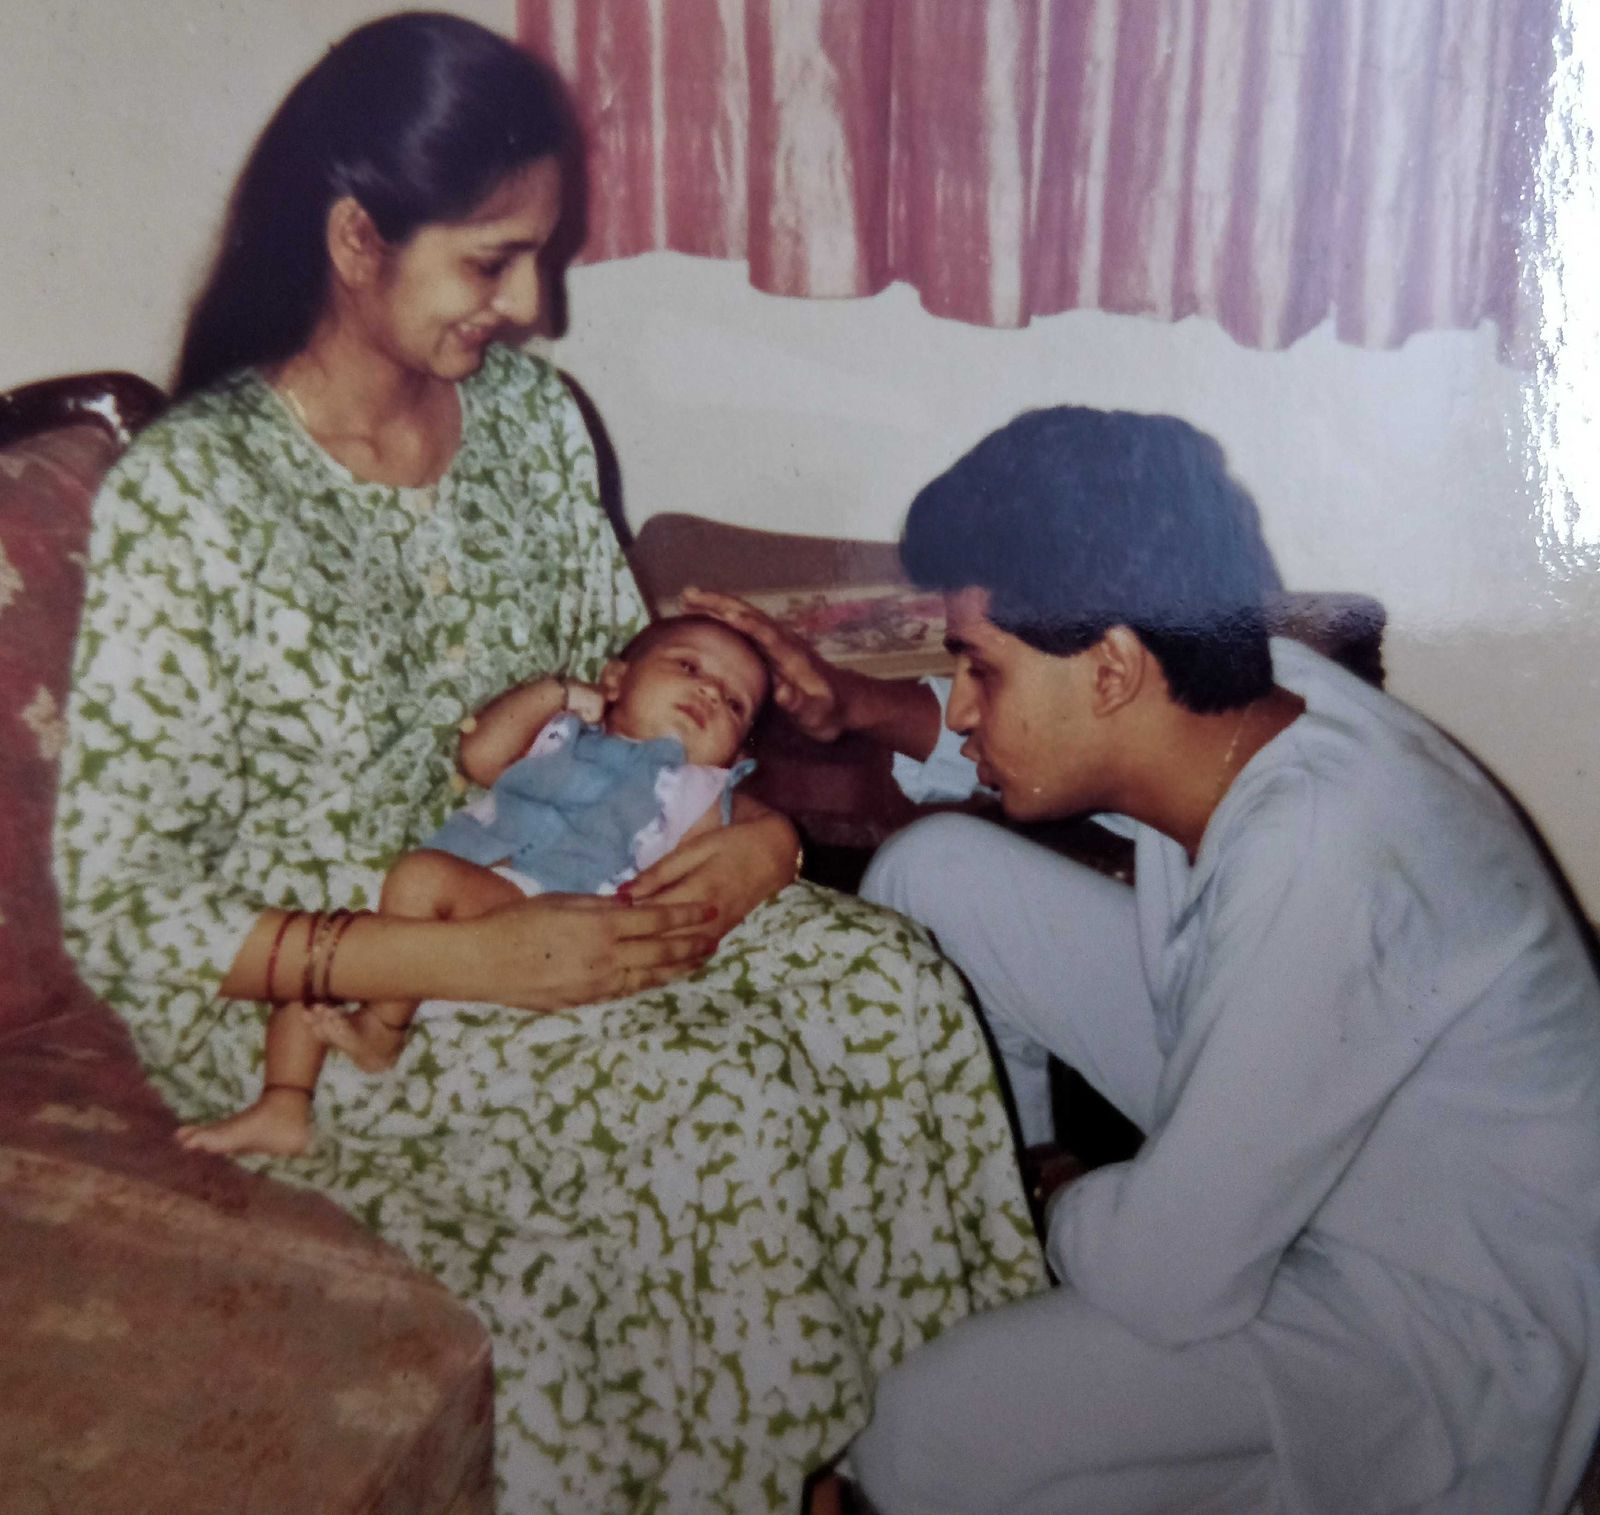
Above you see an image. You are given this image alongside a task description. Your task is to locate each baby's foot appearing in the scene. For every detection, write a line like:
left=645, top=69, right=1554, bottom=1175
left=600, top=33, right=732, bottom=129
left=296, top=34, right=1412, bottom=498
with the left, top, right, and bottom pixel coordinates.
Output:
left=307, top=1004, right=408, bottom=1073
left=176, top=1088, right=313, bottom=1158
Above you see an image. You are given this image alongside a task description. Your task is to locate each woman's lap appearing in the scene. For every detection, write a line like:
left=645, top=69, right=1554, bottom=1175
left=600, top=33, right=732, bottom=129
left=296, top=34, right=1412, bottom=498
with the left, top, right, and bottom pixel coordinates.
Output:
left=162, top=881, right=1047, bottom=1512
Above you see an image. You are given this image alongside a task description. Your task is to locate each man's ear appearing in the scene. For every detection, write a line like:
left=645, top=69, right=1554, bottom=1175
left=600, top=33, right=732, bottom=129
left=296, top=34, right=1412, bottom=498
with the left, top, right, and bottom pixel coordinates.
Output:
left=597, top=658, right=627, bottom=702
left=1087, top=626, right=1149, bottom=717
left=325, top=196, right=386, bottom=289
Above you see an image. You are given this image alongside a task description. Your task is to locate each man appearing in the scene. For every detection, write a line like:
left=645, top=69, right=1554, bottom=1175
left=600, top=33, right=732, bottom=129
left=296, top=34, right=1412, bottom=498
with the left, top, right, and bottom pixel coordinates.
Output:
left=689, top=407, right=1600, bottom=1514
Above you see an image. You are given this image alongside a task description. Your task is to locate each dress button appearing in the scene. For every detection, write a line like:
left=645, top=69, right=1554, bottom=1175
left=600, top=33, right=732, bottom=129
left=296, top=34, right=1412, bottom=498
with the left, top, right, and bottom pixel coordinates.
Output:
left=448, top=771, right=469, bottom=795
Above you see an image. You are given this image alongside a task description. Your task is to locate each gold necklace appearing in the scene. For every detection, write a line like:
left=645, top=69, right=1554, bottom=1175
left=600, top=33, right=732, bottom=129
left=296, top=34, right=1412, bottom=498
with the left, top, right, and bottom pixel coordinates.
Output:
left=1209, top=704, right=1254, bottom=812
left=276, top=377, right=440, bottom=511
left=276, top=378, right=315, bottom=435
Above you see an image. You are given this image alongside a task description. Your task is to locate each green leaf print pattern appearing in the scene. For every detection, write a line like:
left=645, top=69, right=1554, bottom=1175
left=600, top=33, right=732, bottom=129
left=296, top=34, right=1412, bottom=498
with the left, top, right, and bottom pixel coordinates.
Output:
left=53, top=344, right=1046, bottom=1511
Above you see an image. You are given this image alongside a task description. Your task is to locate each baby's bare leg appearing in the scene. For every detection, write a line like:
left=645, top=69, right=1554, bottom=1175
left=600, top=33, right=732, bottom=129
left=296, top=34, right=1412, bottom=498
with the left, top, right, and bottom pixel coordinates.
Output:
left=176, top=1002, right=323, bottom=1157
left=311, top=851, right=525, bottom=1072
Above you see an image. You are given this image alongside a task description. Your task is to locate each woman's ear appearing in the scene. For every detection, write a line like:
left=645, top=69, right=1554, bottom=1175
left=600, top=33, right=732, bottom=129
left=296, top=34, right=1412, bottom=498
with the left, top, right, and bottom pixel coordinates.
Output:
left=325, top=196, right=386, bottom=289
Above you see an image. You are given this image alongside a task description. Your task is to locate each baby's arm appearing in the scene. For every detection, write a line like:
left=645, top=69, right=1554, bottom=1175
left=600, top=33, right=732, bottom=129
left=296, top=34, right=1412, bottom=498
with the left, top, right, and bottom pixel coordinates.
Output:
left=459, top=674, right=601, bottom=787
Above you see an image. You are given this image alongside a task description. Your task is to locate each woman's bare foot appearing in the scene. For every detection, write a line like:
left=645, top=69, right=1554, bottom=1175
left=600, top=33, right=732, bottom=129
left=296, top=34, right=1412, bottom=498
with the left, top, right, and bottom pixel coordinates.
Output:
left=307, top=1003, right=408, bottom=1073
left=175, top=1087, right=313, bottom=1157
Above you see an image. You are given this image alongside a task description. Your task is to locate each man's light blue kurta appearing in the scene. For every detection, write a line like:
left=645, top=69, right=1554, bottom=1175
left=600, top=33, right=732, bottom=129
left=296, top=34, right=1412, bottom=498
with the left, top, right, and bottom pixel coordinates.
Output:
left=900, top=640, right=1600, bottom=1513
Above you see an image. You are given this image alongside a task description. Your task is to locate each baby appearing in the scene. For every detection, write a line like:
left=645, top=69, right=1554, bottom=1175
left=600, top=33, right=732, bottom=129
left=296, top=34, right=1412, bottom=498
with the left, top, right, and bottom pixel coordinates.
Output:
left=178, top=614, right=771, bottom=1157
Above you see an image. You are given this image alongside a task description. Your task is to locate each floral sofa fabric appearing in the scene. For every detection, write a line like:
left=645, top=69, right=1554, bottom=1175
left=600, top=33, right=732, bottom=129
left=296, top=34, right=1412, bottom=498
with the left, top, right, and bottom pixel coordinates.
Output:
left=0, top=423, right=106, bottom=1025
left=0, top=419, right=494, bottom=1513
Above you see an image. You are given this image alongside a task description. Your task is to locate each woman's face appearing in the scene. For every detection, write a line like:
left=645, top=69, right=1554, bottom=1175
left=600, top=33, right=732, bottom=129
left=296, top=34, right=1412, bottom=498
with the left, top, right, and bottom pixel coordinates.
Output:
left=355, top=155, right=563, bottom=382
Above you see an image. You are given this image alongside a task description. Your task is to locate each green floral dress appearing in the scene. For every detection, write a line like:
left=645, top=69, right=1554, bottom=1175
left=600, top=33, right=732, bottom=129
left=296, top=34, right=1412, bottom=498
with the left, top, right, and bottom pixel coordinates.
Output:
left=52, top=345, right=1045, bottom=1512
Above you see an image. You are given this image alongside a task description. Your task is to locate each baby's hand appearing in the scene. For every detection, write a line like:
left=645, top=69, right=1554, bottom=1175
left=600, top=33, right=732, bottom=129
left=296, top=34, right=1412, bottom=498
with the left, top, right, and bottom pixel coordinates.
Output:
left=564, top=680, right=606, bottom=725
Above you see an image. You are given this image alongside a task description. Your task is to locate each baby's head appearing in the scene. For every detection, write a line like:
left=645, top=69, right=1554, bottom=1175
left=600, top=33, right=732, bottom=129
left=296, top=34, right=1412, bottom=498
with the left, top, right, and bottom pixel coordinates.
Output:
left=599, top=615, right=771, bottom=767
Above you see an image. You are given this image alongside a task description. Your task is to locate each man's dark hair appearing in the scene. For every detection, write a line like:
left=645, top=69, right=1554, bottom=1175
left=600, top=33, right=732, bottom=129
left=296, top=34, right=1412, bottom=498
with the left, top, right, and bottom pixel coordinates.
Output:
left=899, top=407, right=1282, bottom=713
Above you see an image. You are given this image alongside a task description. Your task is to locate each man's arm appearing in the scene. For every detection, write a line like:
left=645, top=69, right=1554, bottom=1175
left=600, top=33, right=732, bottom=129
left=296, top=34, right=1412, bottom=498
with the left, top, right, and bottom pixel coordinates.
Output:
left=1047, top=791, right=1442, bottom=1347
left=832, top=667, right=945, bottom=761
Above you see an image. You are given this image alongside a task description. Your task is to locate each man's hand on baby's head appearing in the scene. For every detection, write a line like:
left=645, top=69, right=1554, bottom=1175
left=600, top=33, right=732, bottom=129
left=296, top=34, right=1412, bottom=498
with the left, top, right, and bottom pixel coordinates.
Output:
left=680, top=587, right=848, bottom=743
left=564, top=680, right=607, bottom=725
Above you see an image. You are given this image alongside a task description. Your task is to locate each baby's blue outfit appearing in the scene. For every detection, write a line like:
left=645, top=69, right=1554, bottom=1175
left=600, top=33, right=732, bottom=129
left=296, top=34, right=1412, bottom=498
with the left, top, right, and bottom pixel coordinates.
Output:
left=426, top=713, right=752, bottom=894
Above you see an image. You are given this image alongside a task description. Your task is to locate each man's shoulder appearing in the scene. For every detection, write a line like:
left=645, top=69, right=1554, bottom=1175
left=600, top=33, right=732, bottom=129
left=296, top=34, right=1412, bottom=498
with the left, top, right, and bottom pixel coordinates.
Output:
left=1239, top=706, right=1486, bottom=863
left=1221, top=698, right=1566, bottom=951
left=1258, top=644, right=1504, bottom=839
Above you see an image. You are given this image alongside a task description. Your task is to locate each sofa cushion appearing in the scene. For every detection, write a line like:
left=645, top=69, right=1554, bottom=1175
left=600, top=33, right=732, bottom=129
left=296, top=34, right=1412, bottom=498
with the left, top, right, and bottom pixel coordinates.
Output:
left=0, top=423, right=111, bottom=1033
left=0, top=1006, right=495, bottom=1513
left=0, top=409, right=496, bottom=1513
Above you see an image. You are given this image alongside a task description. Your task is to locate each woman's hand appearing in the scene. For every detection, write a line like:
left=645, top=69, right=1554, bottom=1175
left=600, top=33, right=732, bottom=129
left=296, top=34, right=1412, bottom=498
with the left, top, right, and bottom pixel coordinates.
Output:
left=625, top=805, right=801, bottom=931
left=460, top=893, right=720, bottom=1010
left=679, top=587, right=853, bottom=742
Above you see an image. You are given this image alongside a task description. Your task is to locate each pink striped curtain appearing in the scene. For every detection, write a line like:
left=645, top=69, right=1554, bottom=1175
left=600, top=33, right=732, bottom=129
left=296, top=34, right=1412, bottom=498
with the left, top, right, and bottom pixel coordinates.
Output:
left=518, top=0, right=1555, bottom=351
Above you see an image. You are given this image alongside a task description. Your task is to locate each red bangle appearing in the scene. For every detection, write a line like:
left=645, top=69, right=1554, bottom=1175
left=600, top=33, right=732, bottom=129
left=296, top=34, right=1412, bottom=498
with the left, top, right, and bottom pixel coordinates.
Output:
left=299, top=912, right=329, bottom=1006
left=264, top=911, right=299, bottom=1002
left=318, top=910, right=362, bottom=1001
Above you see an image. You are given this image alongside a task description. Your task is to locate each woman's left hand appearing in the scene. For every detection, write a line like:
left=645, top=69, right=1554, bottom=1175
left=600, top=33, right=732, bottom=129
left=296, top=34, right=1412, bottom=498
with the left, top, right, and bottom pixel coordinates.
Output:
left=625, top=805, right=801, bottom=931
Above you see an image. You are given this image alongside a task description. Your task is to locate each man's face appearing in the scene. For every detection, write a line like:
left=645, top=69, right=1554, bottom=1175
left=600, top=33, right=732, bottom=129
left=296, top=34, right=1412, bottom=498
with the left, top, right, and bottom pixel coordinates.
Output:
left=942, top=587, right=1103, bottom=822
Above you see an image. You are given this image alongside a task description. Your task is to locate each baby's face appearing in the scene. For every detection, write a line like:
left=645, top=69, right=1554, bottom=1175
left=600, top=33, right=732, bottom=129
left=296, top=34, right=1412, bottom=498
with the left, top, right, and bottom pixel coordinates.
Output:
left=601, top=623, right=768, bottom=766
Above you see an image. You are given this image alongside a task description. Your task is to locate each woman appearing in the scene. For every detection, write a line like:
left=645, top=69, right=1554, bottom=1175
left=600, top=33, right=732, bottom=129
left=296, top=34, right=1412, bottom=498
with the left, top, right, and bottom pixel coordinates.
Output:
left=51, top=14, right=1044, bottom=1512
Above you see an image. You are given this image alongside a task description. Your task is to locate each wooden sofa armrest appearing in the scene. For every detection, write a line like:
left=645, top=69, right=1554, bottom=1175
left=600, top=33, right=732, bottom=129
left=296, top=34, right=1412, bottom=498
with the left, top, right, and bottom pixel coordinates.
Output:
left=630, top=512, right=905, bottom=605
left=0, top=371, right=166, bottom=449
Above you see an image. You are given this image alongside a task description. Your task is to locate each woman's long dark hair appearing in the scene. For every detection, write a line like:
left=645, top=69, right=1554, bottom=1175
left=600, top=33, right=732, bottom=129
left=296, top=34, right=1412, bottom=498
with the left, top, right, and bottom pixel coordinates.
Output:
left=174, top=12, right=568, bottom=398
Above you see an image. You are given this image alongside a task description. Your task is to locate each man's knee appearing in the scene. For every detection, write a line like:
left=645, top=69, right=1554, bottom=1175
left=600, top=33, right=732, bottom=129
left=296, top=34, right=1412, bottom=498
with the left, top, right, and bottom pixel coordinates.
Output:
left=852, top=1343, right=979, bottom=1515
left=861, top=813, right=1002, bottom=922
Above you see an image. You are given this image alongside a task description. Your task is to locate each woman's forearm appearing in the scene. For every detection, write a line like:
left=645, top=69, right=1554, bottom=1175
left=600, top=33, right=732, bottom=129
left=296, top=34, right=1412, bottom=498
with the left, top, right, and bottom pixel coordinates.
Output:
left=728, top=797, right=802, bottom=889
left=221, top=894, right=718, bottom=1013
left=834, top=670, right=943, bottom=762
left=221, top=907, right=471, bottom=1004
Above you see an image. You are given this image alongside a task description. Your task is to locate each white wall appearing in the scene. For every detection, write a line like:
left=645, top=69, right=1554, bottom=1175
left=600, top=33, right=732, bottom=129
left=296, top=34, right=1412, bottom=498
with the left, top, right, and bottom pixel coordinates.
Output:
left=7, top=3, right=1596, bottom=913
